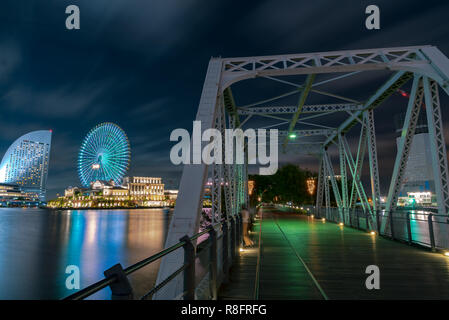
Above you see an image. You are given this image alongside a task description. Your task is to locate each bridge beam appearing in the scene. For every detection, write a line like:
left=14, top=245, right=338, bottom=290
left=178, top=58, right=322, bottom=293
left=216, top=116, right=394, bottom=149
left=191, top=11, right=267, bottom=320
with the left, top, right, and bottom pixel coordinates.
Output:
left=350, top=124, right=367, bottom=208
left=338, top=134, right=349, bottom=224
left=324, top=71, right=413, bottom=147
left=365, top=110, right=381, bottom=213
left=384, top=76, right=424, bottom=233
left=316, top=154, right=325, bottom=213
left=154, top=59, right=223, bottom=299
left=323, top=150, right=343, bottom=222
left=340, top=135, right=374, bottom=228
left=423, top=77, right=449, bottom=216
left=237, top=103, right=364, bottom=115
left=283, top=74, right=316, bottom=148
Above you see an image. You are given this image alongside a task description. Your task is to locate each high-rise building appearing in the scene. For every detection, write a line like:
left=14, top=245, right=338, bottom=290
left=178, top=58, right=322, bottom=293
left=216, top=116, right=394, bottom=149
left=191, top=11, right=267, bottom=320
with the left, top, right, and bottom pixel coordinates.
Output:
left=394, top=113, right=434, bottom=196
left=0, top=130, right=52, bottom=202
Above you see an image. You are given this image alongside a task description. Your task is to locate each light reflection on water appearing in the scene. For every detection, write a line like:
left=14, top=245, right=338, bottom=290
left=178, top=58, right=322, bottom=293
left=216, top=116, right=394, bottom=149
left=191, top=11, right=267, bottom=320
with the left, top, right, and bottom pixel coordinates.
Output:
left=0, top=208, right=171, bottom=299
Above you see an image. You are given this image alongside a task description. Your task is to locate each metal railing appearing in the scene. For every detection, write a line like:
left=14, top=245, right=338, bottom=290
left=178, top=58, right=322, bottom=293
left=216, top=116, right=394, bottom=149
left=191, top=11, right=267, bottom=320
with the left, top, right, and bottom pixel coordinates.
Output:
left=63, top=213, right=243, bottom=300
left=315, top=207, right=449, bottom=251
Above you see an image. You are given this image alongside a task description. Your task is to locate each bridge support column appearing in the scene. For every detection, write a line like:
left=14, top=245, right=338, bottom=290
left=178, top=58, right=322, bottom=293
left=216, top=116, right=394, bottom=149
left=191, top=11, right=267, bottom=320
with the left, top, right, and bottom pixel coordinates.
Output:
left=384, top=76, right=424, bottom=234
left=338, top=134, right=349, bottom=224
left=323, top=149, right=343, bottom=222
left=365, top=109, right=381, bottom=230
left=423, top=77, right=449, bottom=216
left=315, top=154, right=325, bottom=217
left=153, top=59, right=223, bottom=299
left=340, top=134, right=374, bottom=228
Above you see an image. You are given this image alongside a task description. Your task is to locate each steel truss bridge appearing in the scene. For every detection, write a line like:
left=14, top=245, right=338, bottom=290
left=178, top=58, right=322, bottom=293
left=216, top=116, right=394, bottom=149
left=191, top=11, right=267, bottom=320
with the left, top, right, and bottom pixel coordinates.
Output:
left=150, top=45, right=449, bottom=299
left=64, top=46, right=449, bottom=300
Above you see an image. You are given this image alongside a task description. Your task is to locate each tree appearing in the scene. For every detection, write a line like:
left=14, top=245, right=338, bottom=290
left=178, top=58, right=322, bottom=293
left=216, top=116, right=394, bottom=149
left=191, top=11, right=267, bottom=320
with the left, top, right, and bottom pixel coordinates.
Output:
left=250, top=164, right=317, bottom=205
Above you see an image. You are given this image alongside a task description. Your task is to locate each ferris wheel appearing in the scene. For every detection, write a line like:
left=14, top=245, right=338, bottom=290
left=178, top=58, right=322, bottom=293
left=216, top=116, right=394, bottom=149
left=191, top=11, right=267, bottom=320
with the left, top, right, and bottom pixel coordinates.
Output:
left=78, top=122, right=131, bottom=187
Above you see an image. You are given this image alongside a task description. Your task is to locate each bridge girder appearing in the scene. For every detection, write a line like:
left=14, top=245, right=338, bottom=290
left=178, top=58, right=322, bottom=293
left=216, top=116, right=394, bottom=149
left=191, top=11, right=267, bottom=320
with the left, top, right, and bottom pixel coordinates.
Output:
left=237, top=103, right=364, bottom=115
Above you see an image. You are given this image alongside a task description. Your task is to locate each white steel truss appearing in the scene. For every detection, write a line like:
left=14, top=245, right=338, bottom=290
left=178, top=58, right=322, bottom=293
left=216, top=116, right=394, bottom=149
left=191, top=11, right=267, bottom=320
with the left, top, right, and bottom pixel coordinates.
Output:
left=384, top=76, right=425, bottom=232
left=365, top=110, right=381, bottom=213
left=423, top=77, right=449, bottom=215
left=237, top=103, right=364, bottom=115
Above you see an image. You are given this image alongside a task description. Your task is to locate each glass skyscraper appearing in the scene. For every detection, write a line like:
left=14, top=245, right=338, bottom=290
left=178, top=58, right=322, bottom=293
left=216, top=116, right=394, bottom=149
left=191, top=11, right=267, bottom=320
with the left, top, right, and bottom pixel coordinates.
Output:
left=0, top=130, right=52, bottom=202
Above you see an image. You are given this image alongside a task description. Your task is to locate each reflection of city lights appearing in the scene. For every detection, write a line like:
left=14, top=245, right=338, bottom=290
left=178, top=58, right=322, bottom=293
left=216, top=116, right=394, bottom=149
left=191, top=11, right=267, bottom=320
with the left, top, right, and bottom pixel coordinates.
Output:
left=306, top=178, right=316, bottom=195
left=339, top=222, right=344, bottom=226
left=370, top=231, right=376, bottom=235
left=248, top=180, right=255, bottom=196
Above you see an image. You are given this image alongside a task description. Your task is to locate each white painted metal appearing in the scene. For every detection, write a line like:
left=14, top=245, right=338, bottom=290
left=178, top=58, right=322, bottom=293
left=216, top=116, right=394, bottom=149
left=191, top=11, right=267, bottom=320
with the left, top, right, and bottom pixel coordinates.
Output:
left=384, top=76, right=424, bottom=232
left=423, top=77, right=449, bottom=215
left=350, top=124, right=367, bottom=208
left=154, top=59, right=223, bottom=299
left=220, top=46, right=446, bottom=89
left=237, top=103, right=363, bottom=115
left=156, top=46, right=449, bottom=299
left=323, top=150, right=343, bottom=221
left=365, top=110, right=381, bottom=213
left=338, top=134, right=349, bottom=223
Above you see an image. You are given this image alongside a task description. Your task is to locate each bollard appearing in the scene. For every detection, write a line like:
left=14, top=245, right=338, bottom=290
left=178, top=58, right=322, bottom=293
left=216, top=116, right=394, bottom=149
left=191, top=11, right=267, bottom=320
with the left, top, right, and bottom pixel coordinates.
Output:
left=376, top=210, right=381, bottom=234
left=222, top=221, right=229, bottom=283
left=389, top=211, right=395, bottom=240
left=428, top=214, right=436, bottom=252
left=180, top=235, right=195, bottom=300
left=208, top=227, right=218, bottom=300
left=104, top=263, right=134, bottom=300
left=406, top=213, right=412, bottom=245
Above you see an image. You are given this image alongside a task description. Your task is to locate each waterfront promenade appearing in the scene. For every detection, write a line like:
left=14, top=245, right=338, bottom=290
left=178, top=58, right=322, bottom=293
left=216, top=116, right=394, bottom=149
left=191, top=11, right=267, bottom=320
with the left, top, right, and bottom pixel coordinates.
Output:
left=219, top=206, right=449, bottom=299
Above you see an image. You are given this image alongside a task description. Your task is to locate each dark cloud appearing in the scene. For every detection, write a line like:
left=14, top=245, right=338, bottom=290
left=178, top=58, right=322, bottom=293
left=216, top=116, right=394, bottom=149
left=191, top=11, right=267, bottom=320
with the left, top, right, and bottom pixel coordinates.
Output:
left=0, top=0, right=448, bottom=198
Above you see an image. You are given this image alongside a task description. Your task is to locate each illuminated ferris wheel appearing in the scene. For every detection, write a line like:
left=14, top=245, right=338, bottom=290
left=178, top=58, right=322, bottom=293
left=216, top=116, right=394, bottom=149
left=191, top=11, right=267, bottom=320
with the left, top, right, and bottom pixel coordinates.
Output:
left=78, top=122, right=131, bottom=187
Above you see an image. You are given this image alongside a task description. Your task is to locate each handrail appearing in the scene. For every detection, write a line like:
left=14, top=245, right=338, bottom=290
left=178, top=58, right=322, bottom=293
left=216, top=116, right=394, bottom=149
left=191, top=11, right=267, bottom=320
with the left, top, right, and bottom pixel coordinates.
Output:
left=314, top=207, right=449, bottom=251
left=63, top=217, right=237, bottom=300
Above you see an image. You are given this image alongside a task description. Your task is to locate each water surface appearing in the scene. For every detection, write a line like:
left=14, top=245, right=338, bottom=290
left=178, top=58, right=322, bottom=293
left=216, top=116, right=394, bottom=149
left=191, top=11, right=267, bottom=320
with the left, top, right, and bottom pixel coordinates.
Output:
left=0, top=208, right=171, bottom=299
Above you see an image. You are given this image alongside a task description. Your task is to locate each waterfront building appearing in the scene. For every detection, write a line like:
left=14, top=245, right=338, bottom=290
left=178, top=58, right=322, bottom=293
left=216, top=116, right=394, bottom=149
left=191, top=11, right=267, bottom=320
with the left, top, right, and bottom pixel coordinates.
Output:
left=0, top=183, right=41, bottom=206
left=394, top=113, right=435, bottom=199
left=51, top=176, right=167, bottom=208
left=0, top=130, right=52, bottom=202
left=123, top=176, right=165, bottom=205
left=64, top=186, right=88, bottom=198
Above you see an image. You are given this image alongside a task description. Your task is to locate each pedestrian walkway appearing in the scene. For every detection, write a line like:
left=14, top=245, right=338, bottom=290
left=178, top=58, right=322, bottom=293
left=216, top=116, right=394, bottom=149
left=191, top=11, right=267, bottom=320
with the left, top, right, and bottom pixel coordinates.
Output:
left=219, top=206, right=449, bottom=299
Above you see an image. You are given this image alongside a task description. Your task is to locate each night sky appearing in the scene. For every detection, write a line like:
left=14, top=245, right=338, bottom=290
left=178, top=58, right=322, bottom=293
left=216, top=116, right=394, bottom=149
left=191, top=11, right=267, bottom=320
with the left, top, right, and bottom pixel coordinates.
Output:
left=1, top=0, right=449, bottom=199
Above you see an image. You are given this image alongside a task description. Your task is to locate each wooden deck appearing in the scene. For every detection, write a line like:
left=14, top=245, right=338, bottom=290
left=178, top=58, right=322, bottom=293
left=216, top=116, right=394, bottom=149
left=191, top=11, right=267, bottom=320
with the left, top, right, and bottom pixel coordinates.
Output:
left=219, top=206, right=449, bottom=300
